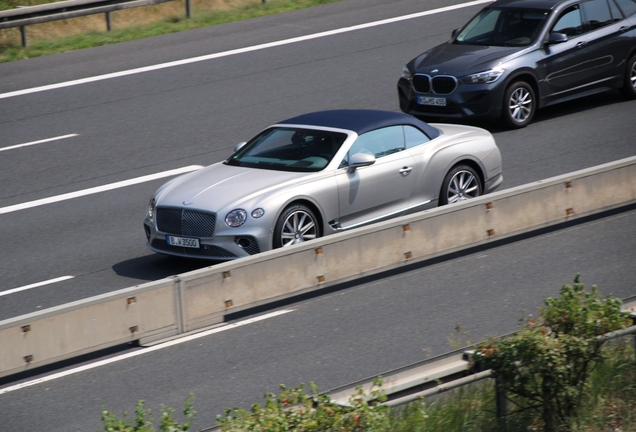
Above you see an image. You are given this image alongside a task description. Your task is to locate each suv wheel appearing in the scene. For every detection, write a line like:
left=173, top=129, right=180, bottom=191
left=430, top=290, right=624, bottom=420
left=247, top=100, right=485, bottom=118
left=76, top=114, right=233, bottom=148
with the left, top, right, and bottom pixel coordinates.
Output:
left=620, top=54, right=636, bottom=99
left=502, top=81, right=535, bottom=129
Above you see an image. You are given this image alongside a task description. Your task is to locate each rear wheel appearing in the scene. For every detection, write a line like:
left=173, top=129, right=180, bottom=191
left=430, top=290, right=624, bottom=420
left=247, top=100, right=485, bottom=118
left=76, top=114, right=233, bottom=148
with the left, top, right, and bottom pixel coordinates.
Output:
left=273, top=205, right=320, bottom=248
left=439, top=165, right=482, bottom=205
left=620, top=54, right=636, bottom=99
left=502, top=81, right=535, bottom=129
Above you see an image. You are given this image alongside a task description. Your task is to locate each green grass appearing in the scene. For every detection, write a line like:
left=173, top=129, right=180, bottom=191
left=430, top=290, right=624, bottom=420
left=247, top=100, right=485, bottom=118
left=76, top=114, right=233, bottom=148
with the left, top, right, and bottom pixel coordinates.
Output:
left=0, top=0, right=340, bottom=63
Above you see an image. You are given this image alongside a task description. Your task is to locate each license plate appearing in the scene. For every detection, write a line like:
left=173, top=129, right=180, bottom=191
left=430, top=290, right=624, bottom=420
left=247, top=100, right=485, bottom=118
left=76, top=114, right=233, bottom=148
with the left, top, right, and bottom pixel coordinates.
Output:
left=167, top=235, right=200, bottom=248
left=418, top=96, right=447, bottom=106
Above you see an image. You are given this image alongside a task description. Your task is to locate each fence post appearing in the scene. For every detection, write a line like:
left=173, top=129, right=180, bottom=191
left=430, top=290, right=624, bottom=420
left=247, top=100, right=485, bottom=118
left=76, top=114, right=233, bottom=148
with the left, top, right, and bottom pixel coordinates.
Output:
left=185, top=0, right=191, bottom=18
left=20, top=25, right=27, bottom=47
left=105, top=11, right=112, bottom=31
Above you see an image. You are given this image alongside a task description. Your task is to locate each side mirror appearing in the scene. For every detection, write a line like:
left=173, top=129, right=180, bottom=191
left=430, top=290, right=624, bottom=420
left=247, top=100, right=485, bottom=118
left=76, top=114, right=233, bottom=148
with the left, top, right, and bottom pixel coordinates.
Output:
left=347, top=152, right=376, bottom=173
left=234, top=141, right=247, bottom=152
left=546, top=32, right=568, bottom=45
left=451, top=28, right=461, bottom=38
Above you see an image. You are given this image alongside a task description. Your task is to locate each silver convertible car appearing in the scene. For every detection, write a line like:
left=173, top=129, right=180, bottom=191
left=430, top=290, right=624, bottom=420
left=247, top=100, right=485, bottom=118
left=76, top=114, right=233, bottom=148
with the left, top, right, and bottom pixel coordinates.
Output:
left=143, top=110, right=503, bottom=260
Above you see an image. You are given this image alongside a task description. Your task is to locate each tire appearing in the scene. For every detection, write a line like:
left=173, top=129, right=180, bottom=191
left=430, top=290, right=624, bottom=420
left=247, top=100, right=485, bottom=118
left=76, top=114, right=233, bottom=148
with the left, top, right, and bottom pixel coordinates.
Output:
left=439, top=165, right=482, bottom=206
left=501, top=81, right=536, bottom=129
left=619, top=54, right=636, bottom=100
left=273, top=204, right=320, bottom=248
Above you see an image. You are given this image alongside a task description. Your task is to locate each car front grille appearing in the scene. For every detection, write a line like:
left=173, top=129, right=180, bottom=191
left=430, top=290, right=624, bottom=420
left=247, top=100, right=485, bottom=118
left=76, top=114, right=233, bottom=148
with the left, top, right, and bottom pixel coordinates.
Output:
left=156, top=207, right=216, bottom=237
left=412, top=75, right=431, bottom=93
left=151, top=239, right=236, bottom=258
left=412, top=74, right=457, bottom=95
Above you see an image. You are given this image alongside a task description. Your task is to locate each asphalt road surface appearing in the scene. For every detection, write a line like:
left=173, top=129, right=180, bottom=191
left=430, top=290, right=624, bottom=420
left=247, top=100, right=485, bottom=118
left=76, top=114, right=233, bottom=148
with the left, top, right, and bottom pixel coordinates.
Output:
left=0, top=0, right=634, bottom=430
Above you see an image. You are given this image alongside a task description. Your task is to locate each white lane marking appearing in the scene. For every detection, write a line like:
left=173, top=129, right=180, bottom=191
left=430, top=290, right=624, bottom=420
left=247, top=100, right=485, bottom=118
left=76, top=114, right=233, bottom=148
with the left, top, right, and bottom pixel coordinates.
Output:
left=0, top=309, right=294, bottom=395
left=0, top=134, right=79, bottom=152
left=0, top=0, right=491, bottom=100
left=0, top=165, right=203, bottom=215
left=0, top=276, right=75, bottom=297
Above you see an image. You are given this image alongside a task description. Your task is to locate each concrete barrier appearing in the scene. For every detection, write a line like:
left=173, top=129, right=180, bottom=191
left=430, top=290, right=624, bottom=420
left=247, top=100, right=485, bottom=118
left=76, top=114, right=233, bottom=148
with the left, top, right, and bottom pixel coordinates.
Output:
left=0, top=279, right=178, bottom=378
left=1, top=156, right=635, bottom=378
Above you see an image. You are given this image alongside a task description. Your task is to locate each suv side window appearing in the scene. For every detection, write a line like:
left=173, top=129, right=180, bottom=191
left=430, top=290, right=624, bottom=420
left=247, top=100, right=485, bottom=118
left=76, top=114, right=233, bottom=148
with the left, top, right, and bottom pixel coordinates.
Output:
left=581, top=0, right=614, bottom=30
left=613, top=0, right=636, bottom=16
left=552, top=5, right=584, bottom=37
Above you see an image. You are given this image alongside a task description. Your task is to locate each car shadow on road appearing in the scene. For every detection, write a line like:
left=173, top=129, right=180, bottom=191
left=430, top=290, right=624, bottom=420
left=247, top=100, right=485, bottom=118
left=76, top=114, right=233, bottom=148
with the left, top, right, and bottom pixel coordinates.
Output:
left=112, top=254, right=222, bottom=281
left=420, top=90, right=630, bottom=133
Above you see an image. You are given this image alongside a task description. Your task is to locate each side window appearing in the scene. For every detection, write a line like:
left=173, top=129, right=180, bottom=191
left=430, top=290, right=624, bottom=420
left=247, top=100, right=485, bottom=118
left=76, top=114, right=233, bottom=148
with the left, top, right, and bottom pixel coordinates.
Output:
left=581, top=0, right=614, bottom=30
left=552, top=6, right=584, bottom=37
left=613, top=0, right=636, bottom=16
left=403, top=126, right=431, bottom=149
left=343, top=126, right=405, bottom=166
left=608, top=0, right=625, bottom=20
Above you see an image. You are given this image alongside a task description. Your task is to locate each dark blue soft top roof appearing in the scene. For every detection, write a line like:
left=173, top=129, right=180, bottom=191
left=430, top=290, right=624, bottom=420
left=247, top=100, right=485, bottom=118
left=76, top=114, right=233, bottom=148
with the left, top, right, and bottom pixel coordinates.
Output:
left=279, top=109, right=441, bottom=139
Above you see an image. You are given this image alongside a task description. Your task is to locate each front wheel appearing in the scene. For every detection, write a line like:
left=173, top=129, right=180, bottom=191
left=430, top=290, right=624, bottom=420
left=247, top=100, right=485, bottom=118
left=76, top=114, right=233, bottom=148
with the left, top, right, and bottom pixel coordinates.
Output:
left=501, top=81, right=536, bottom=129
left=439, top=165, right=482, bottom=205
left=273, top=205, right=320, bottom=248
left=619, top=53, right=636, bottom=99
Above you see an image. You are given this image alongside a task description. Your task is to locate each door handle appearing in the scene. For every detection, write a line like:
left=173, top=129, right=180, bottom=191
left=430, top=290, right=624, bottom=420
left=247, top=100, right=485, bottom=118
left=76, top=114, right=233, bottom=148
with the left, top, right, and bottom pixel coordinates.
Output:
left=576, top=41, right=587, bottom=48
left=619, top=26, right=629, bottom=33
left=399, top=166, right=413, bottom=175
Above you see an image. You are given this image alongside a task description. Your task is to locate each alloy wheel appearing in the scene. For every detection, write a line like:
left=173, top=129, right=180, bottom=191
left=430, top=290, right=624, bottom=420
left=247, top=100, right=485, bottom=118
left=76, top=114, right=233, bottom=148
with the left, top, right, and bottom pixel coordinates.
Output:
left=279, top=210, right=317, bottom=247
left=446, top=169, right=480, bottom=204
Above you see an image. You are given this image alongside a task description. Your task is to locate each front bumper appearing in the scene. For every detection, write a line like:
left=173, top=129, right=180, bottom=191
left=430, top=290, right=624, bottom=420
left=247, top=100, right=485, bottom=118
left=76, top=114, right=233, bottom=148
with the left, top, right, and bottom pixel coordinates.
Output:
left=144, top=218, right=268, bottom=260
left=397, top=77, right=505, bottom=121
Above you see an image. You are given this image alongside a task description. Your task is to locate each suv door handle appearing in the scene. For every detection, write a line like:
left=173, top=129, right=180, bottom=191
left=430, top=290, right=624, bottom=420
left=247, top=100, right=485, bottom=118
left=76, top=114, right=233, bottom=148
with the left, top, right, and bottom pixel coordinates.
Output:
left=576, top=41, right=587, bottom=48
left=399, top=166, right=413, bottom=175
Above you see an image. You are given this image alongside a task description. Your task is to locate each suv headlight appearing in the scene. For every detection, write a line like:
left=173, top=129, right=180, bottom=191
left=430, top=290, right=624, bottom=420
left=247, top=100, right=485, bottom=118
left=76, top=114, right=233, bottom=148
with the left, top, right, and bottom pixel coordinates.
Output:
left=226, top=209, right=247, bottom=227
left=401, top=65, right=412, bottom=80
left=147, top=198, right=156, bottom=223
left=462, top=67, right=505, bottom=84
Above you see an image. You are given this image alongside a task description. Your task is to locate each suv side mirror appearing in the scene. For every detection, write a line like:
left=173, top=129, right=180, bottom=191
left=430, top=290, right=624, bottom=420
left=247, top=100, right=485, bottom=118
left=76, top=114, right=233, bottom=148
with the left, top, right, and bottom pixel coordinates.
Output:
left=547, top=32, right=568, bottom=45
left=451, top=28, right=461, bottom=38
left=234, top=141, right=247, bottom=152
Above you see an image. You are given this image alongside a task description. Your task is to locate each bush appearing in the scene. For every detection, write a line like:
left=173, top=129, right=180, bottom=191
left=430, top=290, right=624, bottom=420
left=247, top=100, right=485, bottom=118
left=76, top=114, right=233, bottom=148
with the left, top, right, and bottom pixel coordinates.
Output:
left=215, top=379, right=390, bottom=431
left=474, top=276, right=632, bottom=432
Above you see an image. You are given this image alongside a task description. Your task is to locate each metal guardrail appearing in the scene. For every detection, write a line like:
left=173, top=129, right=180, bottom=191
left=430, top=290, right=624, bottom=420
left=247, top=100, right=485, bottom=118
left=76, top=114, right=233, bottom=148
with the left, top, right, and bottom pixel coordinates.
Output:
left=1, top=0, right=180, bottom=47
left=1, top=156, right=635, bottom=379
left=322, top=296, right=636, bottom=412
left=200, top=299, right=636, bottom=430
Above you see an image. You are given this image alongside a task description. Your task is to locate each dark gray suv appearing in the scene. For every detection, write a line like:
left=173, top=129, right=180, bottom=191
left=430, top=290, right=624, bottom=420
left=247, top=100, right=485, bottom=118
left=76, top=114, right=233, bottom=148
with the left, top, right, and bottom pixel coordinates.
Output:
left=397, top=0, right=636, bottom=128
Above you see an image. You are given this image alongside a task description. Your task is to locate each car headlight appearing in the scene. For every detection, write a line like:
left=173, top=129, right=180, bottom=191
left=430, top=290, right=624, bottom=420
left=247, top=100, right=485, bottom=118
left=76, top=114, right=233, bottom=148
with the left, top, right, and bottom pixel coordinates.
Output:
left=462, top=67, right=505, bottom=84
left=401, top=65, right=412, bottom=80
left=226, top=209, right=247, bottom=227
left=147, top=198, right=156, bottom=222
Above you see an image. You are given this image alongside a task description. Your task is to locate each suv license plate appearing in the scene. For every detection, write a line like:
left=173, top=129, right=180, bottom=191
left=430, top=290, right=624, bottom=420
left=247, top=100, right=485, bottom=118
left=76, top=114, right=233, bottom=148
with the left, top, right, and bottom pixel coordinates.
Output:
left=167, top=236, right=200, bottom=248
left=418, top=96, right=446, bottom=106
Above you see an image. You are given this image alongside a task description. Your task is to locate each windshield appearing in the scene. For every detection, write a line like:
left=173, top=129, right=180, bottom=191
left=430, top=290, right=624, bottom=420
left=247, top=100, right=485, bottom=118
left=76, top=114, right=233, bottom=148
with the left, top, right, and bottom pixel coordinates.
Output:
left=225, top=127, right=348, bottom=172
left=455, top=7, right=549, bottom=47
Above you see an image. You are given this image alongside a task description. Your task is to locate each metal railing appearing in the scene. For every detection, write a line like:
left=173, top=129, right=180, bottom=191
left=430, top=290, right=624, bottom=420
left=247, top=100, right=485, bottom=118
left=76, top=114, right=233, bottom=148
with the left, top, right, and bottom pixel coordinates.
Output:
left=0, top=0, right=192, bottom=47
left=201, top=299, right=636, bottom=430
left=322, top=297, right=636, bottom=423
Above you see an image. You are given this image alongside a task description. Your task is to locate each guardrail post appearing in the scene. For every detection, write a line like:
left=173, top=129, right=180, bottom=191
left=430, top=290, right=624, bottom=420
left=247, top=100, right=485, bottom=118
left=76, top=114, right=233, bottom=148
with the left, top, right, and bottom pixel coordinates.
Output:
left=105, top=11, right=112, bottom=31
left=20, top=25, right=27, bottom=47
left=185, top=0, right=191, bottom=18
left=495, top=375, right=508, bottom=431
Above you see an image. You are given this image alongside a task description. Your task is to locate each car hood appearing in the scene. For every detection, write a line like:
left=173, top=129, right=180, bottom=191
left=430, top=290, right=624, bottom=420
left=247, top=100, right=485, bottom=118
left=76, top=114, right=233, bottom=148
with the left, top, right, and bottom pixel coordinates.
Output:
left=411, top=42, right=524, bottom=76
left=155, top=162, right=309, bottom=211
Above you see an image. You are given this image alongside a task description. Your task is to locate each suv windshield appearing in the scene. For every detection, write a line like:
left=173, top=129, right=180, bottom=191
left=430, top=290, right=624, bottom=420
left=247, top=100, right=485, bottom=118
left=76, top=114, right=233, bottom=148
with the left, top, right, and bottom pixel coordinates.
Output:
left=455, top=7, right=549, bottom=47
left=225, top=127, right=348, bottom=172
